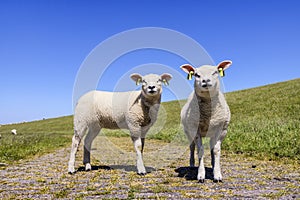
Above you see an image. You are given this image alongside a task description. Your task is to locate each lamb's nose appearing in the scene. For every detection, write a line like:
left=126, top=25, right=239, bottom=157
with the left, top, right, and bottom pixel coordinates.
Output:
left=148, top=86, right=155, bottom=90
left=202, top=79, right=211, bottom=83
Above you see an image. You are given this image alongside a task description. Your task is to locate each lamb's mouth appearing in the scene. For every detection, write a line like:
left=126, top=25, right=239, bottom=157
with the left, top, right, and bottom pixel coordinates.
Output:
left=147, top=89, right=158, bottom=95
left=148, top=90, right=157, bottom=94
left=201, top=83, right=213, bottom=89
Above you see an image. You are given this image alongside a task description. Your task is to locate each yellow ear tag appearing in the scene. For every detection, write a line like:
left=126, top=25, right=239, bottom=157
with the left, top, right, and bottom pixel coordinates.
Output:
left=187, top=71, right=194, bottom=80
left=163, top=79, right=169, bottom=86
left=136, top=78, right=141, bottom=85
left=218, top=68, right=225, bottom=77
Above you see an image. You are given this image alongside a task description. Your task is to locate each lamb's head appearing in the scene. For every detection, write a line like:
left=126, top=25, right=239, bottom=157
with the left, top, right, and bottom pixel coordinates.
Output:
left=130, top=73, right=172, bottom=98
left=180, top=60, right=232, bottom=97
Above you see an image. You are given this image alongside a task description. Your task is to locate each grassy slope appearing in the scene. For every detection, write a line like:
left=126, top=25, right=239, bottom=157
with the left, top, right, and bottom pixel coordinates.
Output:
left=0, top=116, right=73, bottom=163
left=224, top=78, right=300, bottom=160
left=0, top=79, right=299, bottom=163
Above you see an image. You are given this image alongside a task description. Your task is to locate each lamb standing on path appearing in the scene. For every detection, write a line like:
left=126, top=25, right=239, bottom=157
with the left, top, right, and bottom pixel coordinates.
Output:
left=180, top=60, right=232, bottom=182
left=68, top=73, right=172, bottom=175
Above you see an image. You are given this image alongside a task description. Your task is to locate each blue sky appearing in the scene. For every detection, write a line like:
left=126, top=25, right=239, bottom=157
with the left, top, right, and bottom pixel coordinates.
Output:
left=0, top=0, right=299, bottom=124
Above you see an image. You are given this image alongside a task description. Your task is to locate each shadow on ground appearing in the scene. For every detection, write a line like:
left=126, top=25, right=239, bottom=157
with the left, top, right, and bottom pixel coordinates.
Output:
left=77, top=165, right=156, bottom=174
left=110, top=165, right=156, bottom=173
left=77, top=165, right=112, bottom=172
left=175, top=166, right=214, bottom=181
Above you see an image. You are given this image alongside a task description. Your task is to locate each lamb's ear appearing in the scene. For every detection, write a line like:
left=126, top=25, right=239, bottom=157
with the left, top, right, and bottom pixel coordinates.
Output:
left=160, top=73, right=172, bottom=86
left=130, top=73, right=143, bottom=85
left=217, top=60, right=232, bottom=77
left=180, top=64, right=195, bottom=80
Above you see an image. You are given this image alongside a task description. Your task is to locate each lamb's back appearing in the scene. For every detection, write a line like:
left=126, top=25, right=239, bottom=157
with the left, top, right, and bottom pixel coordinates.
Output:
left=75, top=90, right=141, bottom=129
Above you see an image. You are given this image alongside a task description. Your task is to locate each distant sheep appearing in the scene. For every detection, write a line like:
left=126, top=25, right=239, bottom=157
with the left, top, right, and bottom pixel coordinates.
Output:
left=11, top=129, right=17, bottom=135
left=180, top=60, right=232, bottom=182
left=68, top=73, right=172, bottom=174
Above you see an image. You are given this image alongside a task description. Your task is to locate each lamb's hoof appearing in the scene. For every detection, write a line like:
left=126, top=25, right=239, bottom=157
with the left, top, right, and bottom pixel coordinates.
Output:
left=198, top=179, right=205, bottom=183
left=68, top=166, right=76, bottom=174
left=137, top=172, right=147, bottom=176
left=213, top=179, right=223, bottom=183
left=85, top=163, right=92, bottom=171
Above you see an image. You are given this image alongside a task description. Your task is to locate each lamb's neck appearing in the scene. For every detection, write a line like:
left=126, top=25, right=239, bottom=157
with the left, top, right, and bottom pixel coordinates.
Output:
left=141, top=93, right=161, bottom=109
left=195, top=91, right=222, bottom=110
left=140, top=93, right=161, bottom=124
left=196, top=90, right=219, bottom=100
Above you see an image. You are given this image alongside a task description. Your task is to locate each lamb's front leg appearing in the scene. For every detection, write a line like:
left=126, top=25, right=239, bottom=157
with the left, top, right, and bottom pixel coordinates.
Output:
left=68, top=132, right=81, bottom=174
left=195, top=136, right=205, bottom=183
left=212, top=140, right=222, bottom=182
left=131, top=136, right=146, bottom=175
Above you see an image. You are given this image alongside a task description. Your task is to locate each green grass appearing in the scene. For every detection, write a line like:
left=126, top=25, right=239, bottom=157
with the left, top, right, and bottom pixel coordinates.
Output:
left=0, top=116, right=73, bottom=163
left=224, top=78, right=300, bottom=160
left=0, top=79, right=299, bottom=164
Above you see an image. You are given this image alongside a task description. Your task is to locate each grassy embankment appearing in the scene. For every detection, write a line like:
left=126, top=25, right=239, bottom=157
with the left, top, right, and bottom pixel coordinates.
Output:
left=0, top=78, right=299, bottom=164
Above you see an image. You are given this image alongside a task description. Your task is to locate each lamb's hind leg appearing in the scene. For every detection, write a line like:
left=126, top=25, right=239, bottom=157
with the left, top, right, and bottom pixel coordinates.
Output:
left=141, top=137, right=145, bottom=154
left=185, top=128, right=197, bottom=167
left=83, top=124, right=101, bottom=171
left=68, top=127, right=86, bottom=174
left=189, top=140, right=196, bottom=167
left=210, top=137, right=216, bottom=169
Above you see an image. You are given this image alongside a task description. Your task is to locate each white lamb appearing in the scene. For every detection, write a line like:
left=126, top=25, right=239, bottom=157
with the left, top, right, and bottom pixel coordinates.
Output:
left=11, top=129, right=17, bottom=135
left=180, top=60, right=232, bottom=183
left=68, top=73, right=172, bottom=175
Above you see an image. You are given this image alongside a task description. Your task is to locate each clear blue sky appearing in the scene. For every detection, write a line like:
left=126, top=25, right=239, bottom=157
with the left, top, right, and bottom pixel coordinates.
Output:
left=0, top=0, right=299, bottom=124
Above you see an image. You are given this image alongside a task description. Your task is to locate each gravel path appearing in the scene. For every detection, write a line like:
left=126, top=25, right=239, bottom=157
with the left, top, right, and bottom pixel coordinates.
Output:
left=0, top=136, right=299, bottom=199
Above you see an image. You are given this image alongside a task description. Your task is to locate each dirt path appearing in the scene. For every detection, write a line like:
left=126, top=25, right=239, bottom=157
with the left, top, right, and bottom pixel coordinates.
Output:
left=0, top=136, right=299, bottom=199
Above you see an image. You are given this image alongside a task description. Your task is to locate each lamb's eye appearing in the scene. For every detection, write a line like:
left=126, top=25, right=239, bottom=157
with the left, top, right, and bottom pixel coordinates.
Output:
left=212, top=71, right=218, bottom=75
left=142, top=80, right=147, bottom=85
left=157, top=79, right=162, bottom=83
left=194, top=73, right=200, bottom=78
